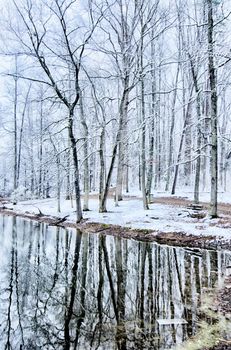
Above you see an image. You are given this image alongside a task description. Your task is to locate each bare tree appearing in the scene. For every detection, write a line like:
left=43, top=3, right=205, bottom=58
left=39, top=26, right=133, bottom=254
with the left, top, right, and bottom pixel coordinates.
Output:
left=207, top=0, right=218, bottom=217
left=12, top=0, right=102, bottom=221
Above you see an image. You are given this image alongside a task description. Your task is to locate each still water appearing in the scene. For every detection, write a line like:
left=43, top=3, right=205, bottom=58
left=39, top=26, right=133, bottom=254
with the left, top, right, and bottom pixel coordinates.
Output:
left=0, top=215, right=230, bottom=350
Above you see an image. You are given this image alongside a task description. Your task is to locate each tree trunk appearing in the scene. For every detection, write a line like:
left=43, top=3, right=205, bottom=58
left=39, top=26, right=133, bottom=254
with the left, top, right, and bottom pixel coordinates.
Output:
left=115, top=77, right=129, bottom=205
left=99, top=142, right=118, bottom=213
left=165, top=63, right=180, bottom=192
left=80, top=93, right=89, bottom=211
left=99, top=129, right=106, bottom=212
left=68, top=109, right=82, bottom=222
left=100, top=87, right=130, bottom=213
left=187, top=53, right=202, bottom=204
left=171, top=87, right=193, bottom=195
left=66, top=137, right=71, bottom=200
left=140, top=17, right=148, bottom=210
left=202, top=84, right=210, bottom=191
left=13, top=56, right=18, bottom=190
left=184, top=106, right=192, bottom=186
left=38, top=89, right=43, bottom=197
left=141, top=78, right=149, bottom=210
left=17, top=85, right=31, bottom=188
left=57, top=153, right=61, bottom=213
left=192, top=78, right=202, bottom=204
left=146, top=36, right=156, bottom=203
left=207, top=0, right=218, bottom=217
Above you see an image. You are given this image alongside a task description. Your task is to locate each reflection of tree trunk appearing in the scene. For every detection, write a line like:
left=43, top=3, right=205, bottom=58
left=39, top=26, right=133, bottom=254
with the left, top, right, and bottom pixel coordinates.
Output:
left=135, top=244, right=141, bottom=318
left=5, top=217, right=25, bottom=349
left=191, top=257, right=198, bottom=334
left=156, top=245, right=160, bottom=317
left=64, top=229, right=70, bottom=308
left=42, top=223, right=48, bottom=257
left=22, top=221, right=33, bottom=308
left=147, top=246, right=155, bottom=347
left=194, top=256, right=201, bottom=299
left=115, top=237, right=127, bottom=350
left=43, top=227, right=60, bottom=313
left=14, top=217, right=24, bottom=346
left=64, top=229, right=82, bottom=350
left=5, top=223, right=15, bottom=350
left=168, top=249, right=176, bottom=344
left=156, top=245, right=161, bottom=350
left=134, top=243, right=147, bottom=349
left=139, top=244, right=147, bottom=329
left=185, top=254, right=192, bottom=337
left=34, top=223, right=41, bottom=329
left=94, top=236, right=104, bottom=347
left=74, top=234, right=88, bottom=349
left=100, top=236, right=127, bottom=349
left=101, top=237, right=118, bottom=321
left=209, top=251, right=218, bottom=288
left=148, top=248, right=154, bottom=314
left=173, top=249, right=186, bottom=319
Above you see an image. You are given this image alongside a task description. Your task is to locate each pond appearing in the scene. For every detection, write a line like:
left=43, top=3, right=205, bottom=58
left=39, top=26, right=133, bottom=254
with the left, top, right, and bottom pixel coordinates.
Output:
left=0, top=215, right=230, bottom=350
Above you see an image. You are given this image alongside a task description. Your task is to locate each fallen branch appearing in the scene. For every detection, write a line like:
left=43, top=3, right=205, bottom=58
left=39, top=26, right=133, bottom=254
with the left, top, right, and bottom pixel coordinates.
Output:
left=49, top=215, right=69, bottom=226
left=0, top=205, right=13, bottom=210
left=33, top=206, right=45, bottom=217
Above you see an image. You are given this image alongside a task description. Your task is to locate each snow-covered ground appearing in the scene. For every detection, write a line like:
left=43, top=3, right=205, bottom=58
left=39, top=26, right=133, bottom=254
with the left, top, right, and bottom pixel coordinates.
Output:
left=7, top=194, right=231, bottom=241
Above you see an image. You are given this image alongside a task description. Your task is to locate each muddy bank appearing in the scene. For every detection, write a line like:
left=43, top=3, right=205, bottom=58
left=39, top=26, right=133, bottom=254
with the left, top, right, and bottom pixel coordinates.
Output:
left=1, top=207, right=231, bottom=251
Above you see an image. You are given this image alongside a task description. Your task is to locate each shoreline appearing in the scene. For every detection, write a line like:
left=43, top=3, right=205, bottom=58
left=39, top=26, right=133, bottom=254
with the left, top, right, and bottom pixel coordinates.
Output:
left=1, top=207, right=231, bottom=251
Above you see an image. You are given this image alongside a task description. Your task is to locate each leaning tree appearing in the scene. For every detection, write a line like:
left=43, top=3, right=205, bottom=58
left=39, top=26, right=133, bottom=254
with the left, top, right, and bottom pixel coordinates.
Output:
left=11, top=0, right=103, bottom=222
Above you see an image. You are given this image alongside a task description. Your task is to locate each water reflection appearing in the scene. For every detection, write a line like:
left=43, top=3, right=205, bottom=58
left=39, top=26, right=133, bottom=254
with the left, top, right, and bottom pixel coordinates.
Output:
left=0, top=215, right=230, bottom=350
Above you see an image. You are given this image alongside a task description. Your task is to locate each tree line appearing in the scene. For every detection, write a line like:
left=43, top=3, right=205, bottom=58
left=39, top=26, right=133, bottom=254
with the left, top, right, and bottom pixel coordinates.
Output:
left=0, top=0, right=230, bottom=221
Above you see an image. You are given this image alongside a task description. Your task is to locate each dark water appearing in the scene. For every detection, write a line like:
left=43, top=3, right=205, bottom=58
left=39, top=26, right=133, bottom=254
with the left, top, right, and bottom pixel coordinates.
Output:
left=0, top=215, right=230, bottom=350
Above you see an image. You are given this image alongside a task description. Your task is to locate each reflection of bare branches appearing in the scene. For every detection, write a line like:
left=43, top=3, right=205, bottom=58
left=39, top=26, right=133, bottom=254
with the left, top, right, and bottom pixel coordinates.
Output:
left=64, top=229, right=82, bottom=349
left=73, top=234, right=88, bottom=349
left=42, top=228, right=60, bottom=314
left=0, top=217, right=230, bottom=349
left=5, top=228, right=15, bottom=350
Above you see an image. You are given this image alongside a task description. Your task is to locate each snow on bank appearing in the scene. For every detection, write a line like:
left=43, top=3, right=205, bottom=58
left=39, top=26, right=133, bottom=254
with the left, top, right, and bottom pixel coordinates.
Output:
left=7, top=196, right=231, bottom=241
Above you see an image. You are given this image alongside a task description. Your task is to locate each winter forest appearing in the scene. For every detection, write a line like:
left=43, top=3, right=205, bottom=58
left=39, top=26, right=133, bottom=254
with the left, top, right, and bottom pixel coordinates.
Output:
left=1, top=1, right=231, bottom=350
left=0, top=0, right=230, bottom=221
